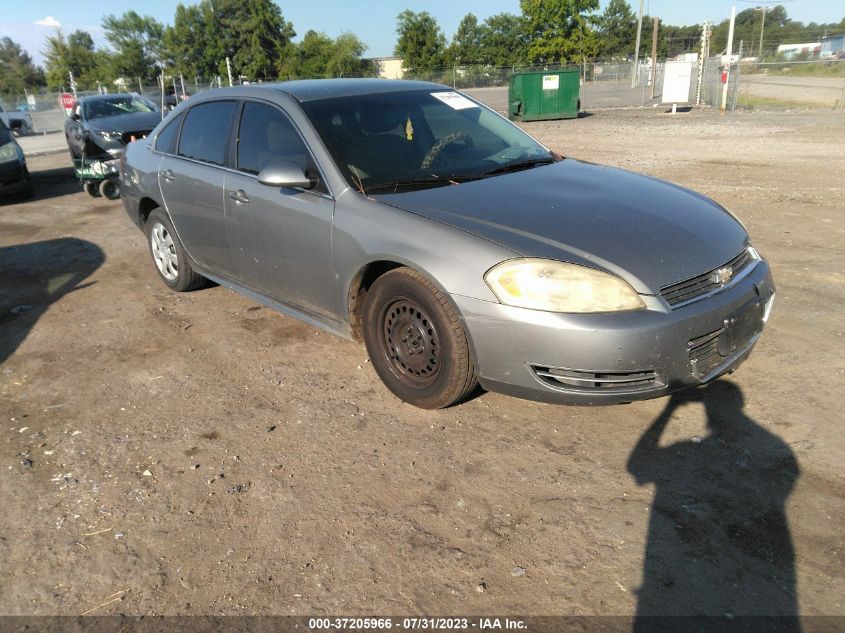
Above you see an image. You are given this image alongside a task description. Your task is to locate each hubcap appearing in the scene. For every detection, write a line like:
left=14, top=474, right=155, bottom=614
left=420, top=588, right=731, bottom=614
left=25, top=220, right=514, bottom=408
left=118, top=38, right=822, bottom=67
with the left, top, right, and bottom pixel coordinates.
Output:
left=381, top=298, right=440, bottom=387
left=150, top=222, right=178, bottom=281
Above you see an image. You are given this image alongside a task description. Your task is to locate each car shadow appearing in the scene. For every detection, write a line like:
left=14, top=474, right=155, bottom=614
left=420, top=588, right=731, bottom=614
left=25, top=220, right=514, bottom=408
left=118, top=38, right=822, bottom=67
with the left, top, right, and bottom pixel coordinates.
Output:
left=30, top=165, right=81, bottom=202
left=0, top=238, right=105, bottom=364
left=627, top=381, right=800, bottom=632
left=0, top=164, right=80, bottom=205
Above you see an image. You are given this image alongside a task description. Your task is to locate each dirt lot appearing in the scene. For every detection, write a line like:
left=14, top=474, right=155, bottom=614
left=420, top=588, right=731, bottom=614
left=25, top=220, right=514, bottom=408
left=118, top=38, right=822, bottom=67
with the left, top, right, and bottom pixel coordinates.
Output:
left=1, top=108, right=843, bottom=620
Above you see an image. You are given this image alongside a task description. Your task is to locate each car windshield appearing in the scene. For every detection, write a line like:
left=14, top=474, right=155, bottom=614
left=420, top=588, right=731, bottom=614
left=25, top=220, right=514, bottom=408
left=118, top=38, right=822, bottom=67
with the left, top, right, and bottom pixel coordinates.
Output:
left=84, top=96, right=157, bottom=120
left=0, top=122, right=11, bottom=145
left=300, top=90, right=556, bottom=193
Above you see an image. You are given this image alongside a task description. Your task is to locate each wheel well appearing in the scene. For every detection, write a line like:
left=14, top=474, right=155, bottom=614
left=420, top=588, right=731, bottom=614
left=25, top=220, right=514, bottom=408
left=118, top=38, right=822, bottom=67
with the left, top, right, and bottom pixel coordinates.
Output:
left=347, top=260, right=403, bottom=341
left=138, top=197, right=159, bottom=227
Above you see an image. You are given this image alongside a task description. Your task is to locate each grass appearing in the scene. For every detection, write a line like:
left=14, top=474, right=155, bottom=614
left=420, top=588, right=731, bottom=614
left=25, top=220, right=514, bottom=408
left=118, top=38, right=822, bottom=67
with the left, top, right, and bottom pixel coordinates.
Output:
left=745, top=60, right=845, bottom=78
left=736, top=94, right=834, bottom=110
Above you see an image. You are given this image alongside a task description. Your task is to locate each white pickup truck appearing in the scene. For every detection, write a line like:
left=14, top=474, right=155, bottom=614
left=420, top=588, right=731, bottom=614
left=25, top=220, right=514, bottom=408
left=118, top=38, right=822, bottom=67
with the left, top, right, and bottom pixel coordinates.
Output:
left=0, top=101, right=34, bottom=135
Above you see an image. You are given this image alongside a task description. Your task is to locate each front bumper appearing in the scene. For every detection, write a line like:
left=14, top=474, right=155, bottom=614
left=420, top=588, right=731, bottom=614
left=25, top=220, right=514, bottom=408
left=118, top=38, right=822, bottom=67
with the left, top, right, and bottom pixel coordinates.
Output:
left=454, top=259, right=775, bottom=405
left=0, top=160, right=30, bottom=195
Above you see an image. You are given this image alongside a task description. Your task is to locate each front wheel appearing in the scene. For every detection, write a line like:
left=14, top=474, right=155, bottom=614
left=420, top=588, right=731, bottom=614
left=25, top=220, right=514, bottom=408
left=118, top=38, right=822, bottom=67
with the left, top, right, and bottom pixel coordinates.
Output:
left=363, top=267, right=477, bottom=409
left=145, top=209, right=205, bottom=292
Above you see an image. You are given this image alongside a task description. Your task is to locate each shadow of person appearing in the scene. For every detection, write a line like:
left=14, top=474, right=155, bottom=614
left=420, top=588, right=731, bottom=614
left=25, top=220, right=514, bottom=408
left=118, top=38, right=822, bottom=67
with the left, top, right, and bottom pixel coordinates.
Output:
left=627, top=381, right=800, bottom=632
left=0, top=238, right=105, bottom=364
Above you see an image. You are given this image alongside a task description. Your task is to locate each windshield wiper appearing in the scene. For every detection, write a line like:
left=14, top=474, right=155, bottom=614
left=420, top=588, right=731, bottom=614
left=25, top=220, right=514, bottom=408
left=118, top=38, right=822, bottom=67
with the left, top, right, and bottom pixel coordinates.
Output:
left=483, top=157, right=557, bottom=177
left=366, top=175, right=479, bottom=193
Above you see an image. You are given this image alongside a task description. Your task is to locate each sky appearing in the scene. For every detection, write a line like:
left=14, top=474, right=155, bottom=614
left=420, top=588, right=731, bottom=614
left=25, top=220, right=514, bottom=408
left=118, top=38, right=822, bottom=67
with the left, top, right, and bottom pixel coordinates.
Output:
left=3, top=0, right=845, bottom=66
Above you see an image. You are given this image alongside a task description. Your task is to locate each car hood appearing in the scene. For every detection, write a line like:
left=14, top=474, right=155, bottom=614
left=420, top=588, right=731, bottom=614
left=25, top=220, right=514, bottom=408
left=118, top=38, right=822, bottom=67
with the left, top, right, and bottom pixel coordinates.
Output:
left=88, top=111, right=162, bottom=134
left=374, top=159, right=748, bottom=293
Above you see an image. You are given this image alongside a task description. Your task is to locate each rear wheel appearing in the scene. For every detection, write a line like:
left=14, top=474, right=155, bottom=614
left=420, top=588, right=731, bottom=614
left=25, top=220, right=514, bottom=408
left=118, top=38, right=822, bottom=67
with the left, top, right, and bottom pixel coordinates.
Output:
left=83, top=182, right=99, bottom=197
left=363, top=267, right=477, bottom=409
left=145, top=209, right=205, bottom=292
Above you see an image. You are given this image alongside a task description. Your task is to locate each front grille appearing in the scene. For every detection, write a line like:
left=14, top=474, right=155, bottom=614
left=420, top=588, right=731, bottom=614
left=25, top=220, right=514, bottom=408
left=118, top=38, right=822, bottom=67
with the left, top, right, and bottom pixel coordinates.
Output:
left=121, top=130, right=152, bottom=144
left=530, top=364, right=660, bottom=391
left=660, top=248, right=755, bottom=308
left=688, top=330, right=725, bottom=378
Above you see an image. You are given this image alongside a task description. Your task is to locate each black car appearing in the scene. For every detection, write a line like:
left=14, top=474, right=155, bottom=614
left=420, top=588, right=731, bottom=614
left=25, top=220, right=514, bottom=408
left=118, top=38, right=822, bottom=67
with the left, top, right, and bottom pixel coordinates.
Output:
left=65, top=93, right=162, bottom=159
left=0, top=119, right=33, bottom=199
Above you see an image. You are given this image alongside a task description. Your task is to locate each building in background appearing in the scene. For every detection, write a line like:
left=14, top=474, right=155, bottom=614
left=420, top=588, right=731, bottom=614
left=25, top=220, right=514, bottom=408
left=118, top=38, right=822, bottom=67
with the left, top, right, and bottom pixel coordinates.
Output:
left=776, top=42, right=821, bottom=60
left=820, top=34, right=845, bottom=59
left=370, top=57, right=404, bottom=79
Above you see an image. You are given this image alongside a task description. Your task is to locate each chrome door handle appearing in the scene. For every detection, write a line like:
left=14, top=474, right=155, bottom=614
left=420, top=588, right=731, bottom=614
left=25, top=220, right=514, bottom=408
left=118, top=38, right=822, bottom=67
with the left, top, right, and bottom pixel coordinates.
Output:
left=160, top=169, right=175, bottom=181
left=228, top=190, right=249, bottom=204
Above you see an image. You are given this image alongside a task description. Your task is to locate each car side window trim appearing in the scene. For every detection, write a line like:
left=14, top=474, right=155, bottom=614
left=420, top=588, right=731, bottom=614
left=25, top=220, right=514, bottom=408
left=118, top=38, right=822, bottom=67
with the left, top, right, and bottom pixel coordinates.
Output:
left=233, top=97, right=333, bottom=200
left=152, top=112, right=185, bottom=155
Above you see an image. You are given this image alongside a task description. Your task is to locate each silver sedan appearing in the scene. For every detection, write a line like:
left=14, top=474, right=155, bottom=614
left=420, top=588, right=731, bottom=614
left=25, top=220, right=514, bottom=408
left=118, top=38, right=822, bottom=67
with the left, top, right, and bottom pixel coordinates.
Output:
left=120, top=80, right=774, bottom=409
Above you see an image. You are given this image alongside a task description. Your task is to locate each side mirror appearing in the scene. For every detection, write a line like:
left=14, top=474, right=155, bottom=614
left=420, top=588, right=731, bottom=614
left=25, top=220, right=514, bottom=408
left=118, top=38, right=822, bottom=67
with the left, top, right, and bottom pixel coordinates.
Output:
left=257, top=161, right=315, bottom=190
left=71, top=113, right=81, bottom=121
left=8, top=119, right=23, bottom=130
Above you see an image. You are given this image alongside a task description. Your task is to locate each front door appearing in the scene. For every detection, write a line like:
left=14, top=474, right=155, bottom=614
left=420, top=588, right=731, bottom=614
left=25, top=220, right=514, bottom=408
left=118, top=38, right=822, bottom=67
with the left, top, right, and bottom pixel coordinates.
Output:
left=224, top=101, right=335, bottom=319
left=158, top=100, right=238, bottom=276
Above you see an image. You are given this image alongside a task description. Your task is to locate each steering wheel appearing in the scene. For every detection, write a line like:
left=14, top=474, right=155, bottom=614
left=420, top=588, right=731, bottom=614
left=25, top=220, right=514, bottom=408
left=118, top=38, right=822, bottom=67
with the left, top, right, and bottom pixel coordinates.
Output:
left=421, top=132, right=473, bottom=169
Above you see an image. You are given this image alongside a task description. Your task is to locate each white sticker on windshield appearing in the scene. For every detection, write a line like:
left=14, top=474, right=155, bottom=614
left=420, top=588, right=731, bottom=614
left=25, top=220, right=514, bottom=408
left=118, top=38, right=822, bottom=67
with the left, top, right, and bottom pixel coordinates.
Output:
left=431, top=91, right=478, bottom=110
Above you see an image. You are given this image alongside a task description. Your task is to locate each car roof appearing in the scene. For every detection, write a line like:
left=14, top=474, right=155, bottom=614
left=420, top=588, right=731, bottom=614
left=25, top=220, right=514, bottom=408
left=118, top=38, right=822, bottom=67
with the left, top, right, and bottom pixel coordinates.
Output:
left=78, top=93, right=145, bottom=102
left=227, top=79, right=449, bottom=103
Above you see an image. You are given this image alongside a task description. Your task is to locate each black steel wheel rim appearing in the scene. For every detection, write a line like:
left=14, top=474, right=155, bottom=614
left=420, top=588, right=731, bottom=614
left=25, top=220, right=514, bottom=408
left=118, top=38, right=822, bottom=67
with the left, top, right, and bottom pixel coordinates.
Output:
left=380, top=297, right=440, bottom=388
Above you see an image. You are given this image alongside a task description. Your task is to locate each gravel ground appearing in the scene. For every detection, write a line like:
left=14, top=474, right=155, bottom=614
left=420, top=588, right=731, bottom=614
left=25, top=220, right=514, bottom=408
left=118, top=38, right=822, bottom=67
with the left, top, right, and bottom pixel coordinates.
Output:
left=0, top=107, right=843, bottom=619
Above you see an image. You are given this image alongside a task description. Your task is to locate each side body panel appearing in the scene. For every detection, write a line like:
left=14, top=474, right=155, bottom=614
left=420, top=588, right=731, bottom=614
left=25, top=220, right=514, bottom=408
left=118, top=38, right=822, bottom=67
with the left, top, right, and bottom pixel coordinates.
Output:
left=224, top=171, right=336, bottom=319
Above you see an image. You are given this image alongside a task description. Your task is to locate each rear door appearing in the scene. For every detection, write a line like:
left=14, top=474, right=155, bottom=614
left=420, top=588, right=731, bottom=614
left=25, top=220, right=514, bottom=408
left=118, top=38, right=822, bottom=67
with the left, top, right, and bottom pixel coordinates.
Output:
left=158, top=100, right=238, bottom=276
left=223, top=100, right=335, bottom=318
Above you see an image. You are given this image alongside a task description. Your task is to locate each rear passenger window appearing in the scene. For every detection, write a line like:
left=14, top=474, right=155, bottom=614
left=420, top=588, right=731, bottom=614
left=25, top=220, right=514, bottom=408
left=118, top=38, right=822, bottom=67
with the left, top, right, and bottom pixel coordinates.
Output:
left=178, top=101, right=236, bottom=166
left=237, top=102, right=308, bottom=176
left=154, top=113, right=183, bottom=154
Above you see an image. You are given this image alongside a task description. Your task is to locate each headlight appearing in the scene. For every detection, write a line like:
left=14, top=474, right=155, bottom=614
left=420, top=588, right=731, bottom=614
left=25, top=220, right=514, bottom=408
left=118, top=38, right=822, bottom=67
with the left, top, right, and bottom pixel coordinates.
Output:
left=0, top=141, right=22, bottom=164
left=484, top=258, right=646, bottom=313
left=95, top=130, right=122, bottom=140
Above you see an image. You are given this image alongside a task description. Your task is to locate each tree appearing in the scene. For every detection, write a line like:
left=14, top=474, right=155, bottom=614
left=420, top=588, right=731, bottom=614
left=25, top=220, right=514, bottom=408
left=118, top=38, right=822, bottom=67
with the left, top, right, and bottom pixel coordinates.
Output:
left=163, top=3, right=216, bottom=79
left=102, top=11, right=165, bottom=82
left=596, top=0, right=636, bottom=58
left=216, top=0, right=296, bottom=80
left=520, top=0, right=600, bottom=63
left=42, top=29, right=101, bottom=90
left=448, top=14, right=485, bottom=64
left=479, top=13, right=528, bottom=65
left=0, top=37, right=45, bottom=95
left=282, top=31, right=374, bottom=79
left=394, top=10, right=447, bottom=71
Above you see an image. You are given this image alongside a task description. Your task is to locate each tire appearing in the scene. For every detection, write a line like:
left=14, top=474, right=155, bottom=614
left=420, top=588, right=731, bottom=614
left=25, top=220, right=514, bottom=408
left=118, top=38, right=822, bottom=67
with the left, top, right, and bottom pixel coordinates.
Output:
left=144, top=209, right=205, bottom=292
left=83, top=182, right=99, bottom=197
left=363, top=267, right=477, bottom=409
left=99, top=178, right=120, bottom=200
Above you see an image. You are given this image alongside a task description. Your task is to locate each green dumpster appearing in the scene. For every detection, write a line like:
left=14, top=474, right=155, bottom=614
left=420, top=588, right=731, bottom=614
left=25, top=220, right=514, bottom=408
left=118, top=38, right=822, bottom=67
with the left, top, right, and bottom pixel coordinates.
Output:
left=508, top=70, right=580, bottom=122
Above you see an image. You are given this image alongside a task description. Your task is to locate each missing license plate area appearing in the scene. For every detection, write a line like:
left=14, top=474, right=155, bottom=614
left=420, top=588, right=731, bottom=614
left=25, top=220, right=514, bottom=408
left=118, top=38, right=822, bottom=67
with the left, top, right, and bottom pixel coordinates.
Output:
left=718, top=299, right=765, bottom=356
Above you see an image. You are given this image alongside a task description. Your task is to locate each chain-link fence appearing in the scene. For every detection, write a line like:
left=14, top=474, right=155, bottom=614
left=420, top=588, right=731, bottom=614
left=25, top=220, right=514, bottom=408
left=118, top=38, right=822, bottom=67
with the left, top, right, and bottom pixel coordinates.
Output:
left=4, top=58, right=843, bottom=135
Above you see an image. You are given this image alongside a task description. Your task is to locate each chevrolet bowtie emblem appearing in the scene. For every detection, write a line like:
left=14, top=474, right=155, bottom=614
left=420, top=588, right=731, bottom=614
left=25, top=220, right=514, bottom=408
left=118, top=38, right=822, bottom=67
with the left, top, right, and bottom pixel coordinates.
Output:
left=712, top=266, right=733, bottom=285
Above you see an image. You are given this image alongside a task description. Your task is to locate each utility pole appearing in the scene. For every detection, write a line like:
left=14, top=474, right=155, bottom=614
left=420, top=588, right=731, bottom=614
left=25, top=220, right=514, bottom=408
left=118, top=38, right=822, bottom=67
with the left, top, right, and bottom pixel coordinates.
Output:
left=631, top=0, right=645, bottom=88
left=650, top=17, right=659, bottom=100
left=757, top=7, right=769, bottom=59
left=720, top=6, right=736, bottom=116
left=138, top=76, right=143, bottom=95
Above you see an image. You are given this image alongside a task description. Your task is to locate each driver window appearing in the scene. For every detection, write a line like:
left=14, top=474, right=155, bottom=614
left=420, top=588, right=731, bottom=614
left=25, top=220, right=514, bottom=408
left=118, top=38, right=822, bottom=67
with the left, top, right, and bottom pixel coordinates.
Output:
left=237, top=102, right=324, bottom=188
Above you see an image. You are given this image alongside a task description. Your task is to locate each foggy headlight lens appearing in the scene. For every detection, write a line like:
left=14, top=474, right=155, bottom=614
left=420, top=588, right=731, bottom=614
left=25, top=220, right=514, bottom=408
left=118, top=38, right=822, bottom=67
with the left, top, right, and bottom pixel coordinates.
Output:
left=484, top=258, right=646, bottom=313
left=0, top=141, right=20, bottom=164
